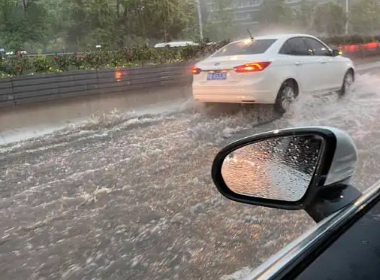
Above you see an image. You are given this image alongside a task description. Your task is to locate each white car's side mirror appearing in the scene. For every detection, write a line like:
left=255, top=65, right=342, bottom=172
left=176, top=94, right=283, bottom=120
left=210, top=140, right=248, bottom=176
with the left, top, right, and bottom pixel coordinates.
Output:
left=211, top=126, right=362, bottom=222
left=331, top=48, right=342, bottom=56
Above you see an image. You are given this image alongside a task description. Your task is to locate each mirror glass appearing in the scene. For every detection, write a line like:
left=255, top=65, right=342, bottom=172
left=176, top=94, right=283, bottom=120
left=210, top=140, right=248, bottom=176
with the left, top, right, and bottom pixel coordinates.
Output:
left=221, top=135, right=323, bottom=202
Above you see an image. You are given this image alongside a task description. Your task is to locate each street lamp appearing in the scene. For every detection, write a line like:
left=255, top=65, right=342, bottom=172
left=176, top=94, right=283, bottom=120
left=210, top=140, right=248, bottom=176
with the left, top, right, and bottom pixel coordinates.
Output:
left=345, top=0, right=349, bottom=35
left=196, top=0, right=204, bottom=40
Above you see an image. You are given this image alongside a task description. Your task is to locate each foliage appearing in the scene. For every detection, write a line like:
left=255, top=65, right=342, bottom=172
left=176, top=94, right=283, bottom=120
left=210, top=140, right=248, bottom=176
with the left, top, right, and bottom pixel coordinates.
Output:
left=349, top=0, right=380, bottom=35
left=257, top=0, right=293, bottom=26
left=1, top=0, right=380, bottom=52
left=292, top=0, right=316, bottom=31
left=312, top=1, right=346, bottom=35
left=0, top=41, right=228, bottom=76
left=0, top=0, right=200, bottom=52
left=0, top=0, right=49, bottom=49
left=205, top=0, right=235, bottom=41
left=288, top=1, right=346, bottom=36
left=59, top=0, right=199, bottom=50
left=0, top=54, right=30, bottom=76
left=255, top=0, right=347, bottom=36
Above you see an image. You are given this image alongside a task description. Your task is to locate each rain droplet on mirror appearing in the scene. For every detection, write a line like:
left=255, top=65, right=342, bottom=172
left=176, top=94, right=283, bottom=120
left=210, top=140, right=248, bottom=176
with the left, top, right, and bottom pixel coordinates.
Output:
left=221, top=134, right=323, bottom=202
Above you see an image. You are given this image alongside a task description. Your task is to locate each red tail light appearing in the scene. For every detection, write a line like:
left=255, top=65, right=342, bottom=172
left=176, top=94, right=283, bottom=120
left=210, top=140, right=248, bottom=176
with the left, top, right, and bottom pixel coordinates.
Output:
left=234, top=62, right=271, bottom=73
left=192, top=66, right=201, bottom=74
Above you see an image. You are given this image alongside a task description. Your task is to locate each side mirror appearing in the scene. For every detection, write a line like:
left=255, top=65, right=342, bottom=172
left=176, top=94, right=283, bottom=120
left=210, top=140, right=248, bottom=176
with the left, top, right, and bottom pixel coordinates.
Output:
left=331, top=49, right=342, bottom=56
left=211, top=127, right=362, bottom=222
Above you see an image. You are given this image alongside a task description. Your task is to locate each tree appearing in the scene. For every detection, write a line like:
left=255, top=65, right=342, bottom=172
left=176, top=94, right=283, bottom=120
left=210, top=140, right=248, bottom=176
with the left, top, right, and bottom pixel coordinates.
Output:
left=0, top=0, right=48, bottom=50
left=61, top=0, right=93, bottom=49
left=350, top=0, right=380, bottom=35
left=206, top=0, right=235, bottom=40
left=313, top=1, right=345, bottom=36
left=113, top=0, right=198, bottom=44
left=293, top=0, right=316, bottom=31
left=256, top=0, right=293, bottom=26
left=0, top=0, right=200, bottom=51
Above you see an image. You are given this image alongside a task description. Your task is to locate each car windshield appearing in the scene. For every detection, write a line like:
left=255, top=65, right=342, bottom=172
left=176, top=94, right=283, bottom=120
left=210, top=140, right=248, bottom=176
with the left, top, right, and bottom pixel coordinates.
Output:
left=1, top=0, right=380, bottom=279
left=212, top=39, right=277, bottom=57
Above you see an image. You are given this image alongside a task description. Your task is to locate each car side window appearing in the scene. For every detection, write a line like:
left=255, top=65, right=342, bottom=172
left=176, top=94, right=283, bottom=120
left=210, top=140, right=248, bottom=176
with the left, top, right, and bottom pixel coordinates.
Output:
left=304, top=38, right=331, bottom=56
left=279, top=38, right=310, bottom=56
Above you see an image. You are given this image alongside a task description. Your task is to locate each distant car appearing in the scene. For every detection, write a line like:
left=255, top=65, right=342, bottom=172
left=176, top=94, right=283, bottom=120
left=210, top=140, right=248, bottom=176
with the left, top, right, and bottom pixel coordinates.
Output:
left=154, top=41, right=199, bottom=49
left=5, top=50, right=27, bottom=56
left=192, top=34, right=355, bottom=113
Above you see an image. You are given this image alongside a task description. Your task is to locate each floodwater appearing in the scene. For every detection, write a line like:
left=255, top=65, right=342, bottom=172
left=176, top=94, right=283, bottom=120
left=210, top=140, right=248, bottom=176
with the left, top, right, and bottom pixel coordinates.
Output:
left=1, top=67, right=380, bottom=280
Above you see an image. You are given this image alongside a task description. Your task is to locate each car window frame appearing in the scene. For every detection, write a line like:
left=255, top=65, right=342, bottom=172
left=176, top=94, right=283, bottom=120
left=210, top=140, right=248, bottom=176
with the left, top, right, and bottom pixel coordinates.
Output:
left=278, top=36, right=312, bottom=56
left=303, top=37, right=333, bottom=57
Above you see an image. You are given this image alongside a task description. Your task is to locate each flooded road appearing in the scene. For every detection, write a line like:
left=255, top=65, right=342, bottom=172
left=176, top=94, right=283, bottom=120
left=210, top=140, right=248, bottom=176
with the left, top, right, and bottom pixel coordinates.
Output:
left=1, top=68, right=380, bottom=280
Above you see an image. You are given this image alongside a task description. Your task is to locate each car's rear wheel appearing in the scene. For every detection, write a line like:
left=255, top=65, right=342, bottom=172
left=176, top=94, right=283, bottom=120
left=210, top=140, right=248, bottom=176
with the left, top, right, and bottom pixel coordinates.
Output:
left=274, top=80, right=297, bottom=114
left=339, top=70, right=354, bottom=96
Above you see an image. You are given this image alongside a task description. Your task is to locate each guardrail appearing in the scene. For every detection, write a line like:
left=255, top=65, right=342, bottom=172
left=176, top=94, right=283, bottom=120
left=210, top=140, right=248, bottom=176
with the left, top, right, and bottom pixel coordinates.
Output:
left=0, top=62, right=193, bottom=108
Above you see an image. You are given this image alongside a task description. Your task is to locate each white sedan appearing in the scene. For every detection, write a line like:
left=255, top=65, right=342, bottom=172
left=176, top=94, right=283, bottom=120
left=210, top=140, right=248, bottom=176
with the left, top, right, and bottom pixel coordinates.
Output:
left=192, top=33, right=355, bottom=113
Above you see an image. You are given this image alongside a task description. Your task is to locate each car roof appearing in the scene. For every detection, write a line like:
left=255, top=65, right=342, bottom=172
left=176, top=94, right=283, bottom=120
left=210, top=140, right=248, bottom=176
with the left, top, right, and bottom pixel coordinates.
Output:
left=231, top=33, right=316, bottom=44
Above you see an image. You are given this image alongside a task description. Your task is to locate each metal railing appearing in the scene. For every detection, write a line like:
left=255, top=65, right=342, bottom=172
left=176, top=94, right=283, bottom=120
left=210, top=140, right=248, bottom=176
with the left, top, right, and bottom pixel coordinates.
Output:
left=0, top=62, right=193, bottom=108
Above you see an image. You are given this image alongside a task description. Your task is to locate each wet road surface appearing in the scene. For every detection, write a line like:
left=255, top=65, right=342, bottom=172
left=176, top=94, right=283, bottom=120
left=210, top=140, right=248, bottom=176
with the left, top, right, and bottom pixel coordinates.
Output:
left=1, top=68, right=380, bottom=280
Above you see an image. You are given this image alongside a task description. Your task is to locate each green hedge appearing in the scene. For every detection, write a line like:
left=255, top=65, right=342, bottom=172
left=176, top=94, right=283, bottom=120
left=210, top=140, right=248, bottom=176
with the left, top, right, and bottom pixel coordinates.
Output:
left=0, top=40, right=229, bottom=78
left=1, top=35, right=380, bottom=78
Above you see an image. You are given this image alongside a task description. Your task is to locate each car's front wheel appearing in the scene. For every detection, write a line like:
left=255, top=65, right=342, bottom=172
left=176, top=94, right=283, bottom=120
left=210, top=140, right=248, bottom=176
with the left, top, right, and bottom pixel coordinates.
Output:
left=274, top=80, right=298, bottom=114
left=339, top=70, right=354, bottom=96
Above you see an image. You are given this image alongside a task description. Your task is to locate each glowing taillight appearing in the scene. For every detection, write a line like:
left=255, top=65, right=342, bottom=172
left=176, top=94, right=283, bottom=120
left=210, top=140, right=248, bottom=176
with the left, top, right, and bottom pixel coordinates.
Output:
left=192, top=66, right=201, bottom=74
left=234, top=62, right=271, bottom=73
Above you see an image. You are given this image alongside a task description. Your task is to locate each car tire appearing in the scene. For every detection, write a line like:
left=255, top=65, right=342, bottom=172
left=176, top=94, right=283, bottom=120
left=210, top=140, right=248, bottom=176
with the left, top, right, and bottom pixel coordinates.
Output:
left=339, top=70, right=354, bottom=96
left=274, top=80, right=297, bottom=114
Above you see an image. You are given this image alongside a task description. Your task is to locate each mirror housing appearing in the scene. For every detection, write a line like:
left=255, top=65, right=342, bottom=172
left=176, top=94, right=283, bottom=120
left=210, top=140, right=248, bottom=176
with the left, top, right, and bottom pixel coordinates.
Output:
left=331, top=49, right=342, bottom=56
left=211, top=126, right=362, bottom=222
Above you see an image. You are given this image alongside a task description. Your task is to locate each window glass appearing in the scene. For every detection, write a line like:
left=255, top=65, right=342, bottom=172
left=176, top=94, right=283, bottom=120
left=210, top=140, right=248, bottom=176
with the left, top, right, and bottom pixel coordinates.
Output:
left=279, top=38, right=310, bottom=56
left=212, top=39, right=277, bottom=57
left=304, top=38, right=331, bottom=56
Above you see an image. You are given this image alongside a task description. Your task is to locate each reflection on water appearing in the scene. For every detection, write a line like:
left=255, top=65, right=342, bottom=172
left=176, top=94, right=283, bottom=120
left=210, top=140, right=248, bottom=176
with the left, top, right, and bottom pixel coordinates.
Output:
left=221, top=135, right=322, bottom=202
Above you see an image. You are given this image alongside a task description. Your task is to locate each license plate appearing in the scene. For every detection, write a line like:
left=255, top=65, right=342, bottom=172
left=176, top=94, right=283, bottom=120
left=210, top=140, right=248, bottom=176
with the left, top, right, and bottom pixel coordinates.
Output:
left=207, top=72, right=227, bottom=80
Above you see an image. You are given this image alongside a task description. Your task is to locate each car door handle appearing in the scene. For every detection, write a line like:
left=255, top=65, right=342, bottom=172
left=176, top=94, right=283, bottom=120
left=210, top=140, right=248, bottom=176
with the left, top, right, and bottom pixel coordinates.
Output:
left=319, top=60, right=327, bottom=64
left=295, top=61, right=302, bottom=66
